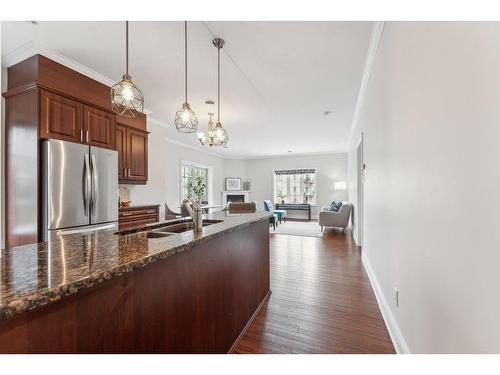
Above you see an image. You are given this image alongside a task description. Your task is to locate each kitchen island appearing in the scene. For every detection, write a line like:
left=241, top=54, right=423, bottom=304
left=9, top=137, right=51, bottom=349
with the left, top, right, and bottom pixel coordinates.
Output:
left=0, top=211, right=271, bottom=353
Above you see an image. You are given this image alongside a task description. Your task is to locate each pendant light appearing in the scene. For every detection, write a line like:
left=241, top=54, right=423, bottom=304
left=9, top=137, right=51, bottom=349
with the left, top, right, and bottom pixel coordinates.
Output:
left=111, top=21, right=144, bottom=117
left=198, top=112, right=217, bottom=146
left=198, top=37, right=228, bottom=146
left=174, top=21, right=198, bottom=133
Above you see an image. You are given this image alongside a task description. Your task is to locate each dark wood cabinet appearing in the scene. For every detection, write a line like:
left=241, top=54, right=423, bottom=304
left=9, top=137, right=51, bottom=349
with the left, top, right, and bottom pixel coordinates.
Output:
left=40, top=90, right=83, bottom=142
left=117, top=124, right=148, bottom=184
left=116, top=125, right=127, bottom=180
left=2, top=55, right=148, bottom=247
left=40, top=92, right=117, bottom=149
left=83, top=105, right=116, bottom=149
left=127, top=128, right=148, bottom=182
left=118, top=205, right=159, bottom=230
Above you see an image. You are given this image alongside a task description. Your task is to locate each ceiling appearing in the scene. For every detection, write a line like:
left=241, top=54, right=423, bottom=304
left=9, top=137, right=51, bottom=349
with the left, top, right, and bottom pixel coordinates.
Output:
left=1, top=21, right=372, bottom=158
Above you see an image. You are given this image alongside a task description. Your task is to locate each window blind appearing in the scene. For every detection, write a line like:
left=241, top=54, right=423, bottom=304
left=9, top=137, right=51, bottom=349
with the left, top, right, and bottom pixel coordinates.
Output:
left=274, top=168, right=316, bottom=176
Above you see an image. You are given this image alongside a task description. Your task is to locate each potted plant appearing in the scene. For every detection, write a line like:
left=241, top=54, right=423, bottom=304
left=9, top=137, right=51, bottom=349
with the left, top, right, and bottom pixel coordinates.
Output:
left=277, top=191, right=287, bottom=204
left=187, top=173, right=206, bottom=203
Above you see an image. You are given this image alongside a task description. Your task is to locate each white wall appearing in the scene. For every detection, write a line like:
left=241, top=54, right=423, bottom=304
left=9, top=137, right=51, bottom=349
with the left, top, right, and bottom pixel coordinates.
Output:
left=124, top=120, right=347, bottom=221
left=245, top=153, right=348, bottom=218
left=1, top=65, right=6, bottom=249
left=223, top=158, right=247, bottom=182
left=348, top=22, right=500, bottom=353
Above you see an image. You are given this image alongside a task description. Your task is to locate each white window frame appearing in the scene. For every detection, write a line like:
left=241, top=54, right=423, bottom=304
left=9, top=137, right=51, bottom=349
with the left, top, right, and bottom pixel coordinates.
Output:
left=273, top=168, right=317, bottom=205
left=180, top=160, right=213, bottom=205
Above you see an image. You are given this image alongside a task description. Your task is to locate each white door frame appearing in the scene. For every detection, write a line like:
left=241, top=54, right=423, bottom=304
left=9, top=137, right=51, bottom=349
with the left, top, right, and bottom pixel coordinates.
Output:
left=356, top=133, right=365, bottom=249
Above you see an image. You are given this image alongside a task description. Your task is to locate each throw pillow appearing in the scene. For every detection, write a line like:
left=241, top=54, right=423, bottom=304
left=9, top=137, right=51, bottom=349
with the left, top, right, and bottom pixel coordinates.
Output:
left=329, top=201, right=337, bottom=211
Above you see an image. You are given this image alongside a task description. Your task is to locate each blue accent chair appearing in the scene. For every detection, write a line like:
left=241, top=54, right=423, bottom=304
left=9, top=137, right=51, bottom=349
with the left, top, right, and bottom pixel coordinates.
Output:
left=263, top=200, right=287, bottom=223
left=256, top=202, right=278, bottom=230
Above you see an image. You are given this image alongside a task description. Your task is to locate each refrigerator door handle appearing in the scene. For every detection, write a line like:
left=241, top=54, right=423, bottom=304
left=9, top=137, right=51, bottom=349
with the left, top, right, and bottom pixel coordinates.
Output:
left=82, top=153, right=91, bottom=216
left=90, top=154, right=99, bottom=216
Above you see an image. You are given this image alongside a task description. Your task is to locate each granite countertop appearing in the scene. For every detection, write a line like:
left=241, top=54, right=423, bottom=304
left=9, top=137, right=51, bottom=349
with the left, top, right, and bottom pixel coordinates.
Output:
left=0, top=211, right=271, bottom=323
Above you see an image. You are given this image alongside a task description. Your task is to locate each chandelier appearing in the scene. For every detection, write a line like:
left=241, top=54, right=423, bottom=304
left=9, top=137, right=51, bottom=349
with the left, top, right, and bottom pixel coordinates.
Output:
left=111, top=21, right=144, bottom=117
left=198, top=37, right=228, bottom=147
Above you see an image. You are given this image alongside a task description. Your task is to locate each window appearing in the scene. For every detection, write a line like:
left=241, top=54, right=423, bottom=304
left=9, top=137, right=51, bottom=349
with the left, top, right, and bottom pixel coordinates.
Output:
left=274, top=169, right=316, bottom=204
left=181, top=164, right=209, bottom=203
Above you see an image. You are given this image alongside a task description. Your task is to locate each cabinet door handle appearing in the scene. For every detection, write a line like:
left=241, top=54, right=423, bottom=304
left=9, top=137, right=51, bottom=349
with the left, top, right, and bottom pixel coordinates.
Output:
left=86, top=130, right=89, bottom=143
left=146, top=210, right=155, bottom=214
left=121, top=212, right=133, bottom=216
left=80, top=129, right=84, bottom=142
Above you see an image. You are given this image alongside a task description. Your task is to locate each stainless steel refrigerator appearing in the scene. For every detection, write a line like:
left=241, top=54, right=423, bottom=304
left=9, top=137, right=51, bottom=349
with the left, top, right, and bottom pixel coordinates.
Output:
left=43, top=139, right=118, bottom=240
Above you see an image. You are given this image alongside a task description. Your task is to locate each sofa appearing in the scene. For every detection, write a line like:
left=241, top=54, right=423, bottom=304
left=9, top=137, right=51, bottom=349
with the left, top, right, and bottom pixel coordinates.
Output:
left=319, top=203, right=352, bottom=232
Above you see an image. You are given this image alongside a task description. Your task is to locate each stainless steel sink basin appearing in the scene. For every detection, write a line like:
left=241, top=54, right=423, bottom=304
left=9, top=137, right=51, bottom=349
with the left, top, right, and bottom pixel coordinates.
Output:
left=153, top=219, right=222, bottom=234
left=145, top=231, right=173, bottom=238
left=118, top=219, right=223, bottom=237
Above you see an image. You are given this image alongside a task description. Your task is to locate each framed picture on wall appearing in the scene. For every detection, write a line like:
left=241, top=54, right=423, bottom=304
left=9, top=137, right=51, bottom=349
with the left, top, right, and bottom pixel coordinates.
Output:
left=225, top=178, right=242, bottom=191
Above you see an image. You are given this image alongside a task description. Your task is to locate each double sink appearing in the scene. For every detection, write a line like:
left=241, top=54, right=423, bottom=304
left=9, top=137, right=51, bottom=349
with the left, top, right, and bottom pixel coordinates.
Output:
left=119, top=218, right=223, bottom=239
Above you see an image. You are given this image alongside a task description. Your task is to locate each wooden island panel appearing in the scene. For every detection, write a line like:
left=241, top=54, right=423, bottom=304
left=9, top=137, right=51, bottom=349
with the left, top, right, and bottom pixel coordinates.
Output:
left=0, top=219, right=270, bottom=353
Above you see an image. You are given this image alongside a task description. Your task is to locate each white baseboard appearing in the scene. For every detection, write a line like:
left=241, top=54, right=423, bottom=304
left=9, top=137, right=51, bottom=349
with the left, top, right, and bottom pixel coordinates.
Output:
left=361, top=254, right=411, bottom=354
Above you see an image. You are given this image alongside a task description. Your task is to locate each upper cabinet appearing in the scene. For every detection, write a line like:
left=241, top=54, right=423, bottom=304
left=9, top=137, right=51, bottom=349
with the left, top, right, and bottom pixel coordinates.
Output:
left=83, top=105, right=116, bottom=149
left=116, top=110, right=148, bottom=185
left=126, top=127, right=148, bottom=182
left=40, top=90, right=84, bottom=143
left=117, top=123, right=148, bottom=185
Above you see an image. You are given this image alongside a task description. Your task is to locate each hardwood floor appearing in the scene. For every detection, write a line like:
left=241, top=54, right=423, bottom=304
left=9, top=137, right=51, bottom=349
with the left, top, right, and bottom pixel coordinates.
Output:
left=234, top=226, right=395, bottom=354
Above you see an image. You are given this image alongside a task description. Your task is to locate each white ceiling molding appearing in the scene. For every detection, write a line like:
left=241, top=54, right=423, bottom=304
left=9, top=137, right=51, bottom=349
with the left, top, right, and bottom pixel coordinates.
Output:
left=2, top=40, right=116, bottom=87
left=162, top=135, right=227, bottom=159
left=147, top=116, right=224, bottom=159
left=2, top=40, right=156, bottom=114
left=241, top=149, right=348, bottom=161
left=348, top=21, right=385, bottom=144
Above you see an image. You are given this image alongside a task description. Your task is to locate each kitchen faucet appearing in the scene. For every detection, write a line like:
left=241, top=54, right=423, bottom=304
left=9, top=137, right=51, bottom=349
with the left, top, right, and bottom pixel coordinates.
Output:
left=182, top=198, right=203, bottom=232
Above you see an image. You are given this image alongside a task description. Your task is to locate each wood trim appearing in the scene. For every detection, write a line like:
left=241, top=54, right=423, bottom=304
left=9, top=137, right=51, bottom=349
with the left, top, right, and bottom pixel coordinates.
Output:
left=116, top=122, right=149, bottom=134
left=116, top=112, right=147, bottom=131
left=227, top=290, right=271, bottom=354
left=3, top=83, right=115, bottom=115
left=2, top=82, right=38, bottom=98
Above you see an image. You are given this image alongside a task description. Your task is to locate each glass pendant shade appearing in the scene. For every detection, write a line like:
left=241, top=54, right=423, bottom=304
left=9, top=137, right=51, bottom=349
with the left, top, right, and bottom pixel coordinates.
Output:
left=111, top=21, right=144, bottom=117
left=198, top=113, right=218, bottom=146
left=213, top=122, right=228, bottom=146
left=199, top=37, right=229, bottom=147
left=175, top=21, right=198, bottom=133
left=175, top=102, right=198, bottom=133
left=111, top=74, right=144, bottom=116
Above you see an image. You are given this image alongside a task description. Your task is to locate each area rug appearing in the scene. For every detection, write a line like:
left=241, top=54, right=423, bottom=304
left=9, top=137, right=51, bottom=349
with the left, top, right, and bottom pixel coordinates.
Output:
left=271, top=220, right=325, bottom=238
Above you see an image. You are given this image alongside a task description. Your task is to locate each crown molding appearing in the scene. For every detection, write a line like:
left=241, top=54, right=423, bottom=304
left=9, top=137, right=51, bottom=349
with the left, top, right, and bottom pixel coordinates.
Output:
left=163, top=135, right=227, bottom=159
left=2, top=40, right=153, bottom=116
left=241, top=149, right=348, bottom=161
left=148, top=116, right=227, bottom=159
left=2, top=41, right=115, bottom=86
left=348, top=21, right=385, bottom=143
